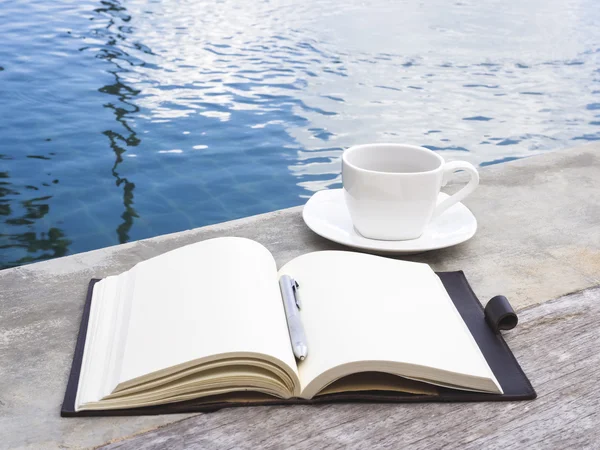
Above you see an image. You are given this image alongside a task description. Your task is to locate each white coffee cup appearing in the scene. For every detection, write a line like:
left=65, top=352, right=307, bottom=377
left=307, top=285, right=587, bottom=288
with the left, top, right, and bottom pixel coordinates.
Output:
left=342, top=143, right=479, bottom=241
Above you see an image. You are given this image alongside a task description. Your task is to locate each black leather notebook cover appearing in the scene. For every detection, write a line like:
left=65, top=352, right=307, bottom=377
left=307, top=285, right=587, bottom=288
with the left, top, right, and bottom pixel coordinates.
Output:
left=61, top=271, right=536, bottom=417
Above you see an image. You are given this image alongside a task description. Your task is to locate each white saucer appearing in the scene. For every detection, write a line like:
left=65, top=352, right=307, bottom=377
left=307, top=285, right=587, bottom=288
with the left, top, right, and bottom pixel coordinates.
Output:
left=302, top=189, right=477, bottom=255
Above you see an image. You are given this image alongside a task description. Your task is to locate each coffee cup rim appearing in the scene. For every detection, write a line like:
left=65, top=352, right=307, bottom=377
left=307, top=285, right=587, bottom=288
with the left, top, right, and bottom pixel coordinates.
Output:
left=342, top=143, right=444, bottom=175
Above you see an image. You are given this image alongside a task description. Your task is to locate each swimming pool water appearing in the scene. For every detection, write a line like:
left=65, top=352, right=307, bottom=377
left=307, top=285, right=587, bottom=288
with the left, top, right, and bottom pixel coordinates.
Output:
left=1, top=0, right=599, bottom=268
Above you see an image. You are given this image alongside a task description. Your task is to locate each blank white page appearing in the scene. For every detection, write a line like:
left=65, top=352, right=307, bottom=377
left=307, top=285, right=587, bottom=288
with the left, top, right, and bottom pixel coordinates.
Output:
left=116, top=237, right=298, bottom=389
left=278, top=251, right=499, bottom=394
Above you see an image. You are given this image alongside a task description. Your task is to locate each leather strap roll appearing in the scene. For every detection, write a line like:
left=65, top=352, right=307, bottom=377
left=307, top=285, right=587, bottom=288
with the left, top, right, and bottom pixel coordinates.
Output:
left=484, top=295, right=518, bottom=333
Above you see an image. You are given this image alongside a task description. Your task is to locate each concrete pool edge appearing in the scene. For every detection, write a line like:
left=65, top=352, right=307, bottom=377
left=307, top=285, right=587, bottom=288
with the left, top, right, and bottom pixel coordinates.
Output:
left=1, top=142, right=599, bottom=449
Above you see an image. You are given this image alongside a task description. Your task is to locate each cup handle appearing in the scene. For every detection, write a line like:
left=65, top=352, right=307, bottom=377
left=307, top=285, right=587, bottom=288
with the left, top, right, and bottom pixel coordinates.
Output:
left=432, top=161, right=479, bottom=219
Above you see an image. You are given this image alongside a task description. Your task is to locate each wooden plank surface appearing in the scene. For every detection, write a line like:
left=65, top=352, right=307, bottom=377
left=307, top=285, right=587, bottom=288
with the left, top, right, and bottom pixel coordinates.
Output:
left=101, top=287, right=600, bottom=450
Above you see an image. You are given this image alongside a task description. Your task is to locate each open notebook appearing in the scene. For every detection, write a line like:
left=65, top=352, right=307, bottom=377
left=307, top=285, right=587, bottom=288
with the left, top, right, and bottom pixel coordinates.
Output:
left=67, top=237, right=511, bottom=414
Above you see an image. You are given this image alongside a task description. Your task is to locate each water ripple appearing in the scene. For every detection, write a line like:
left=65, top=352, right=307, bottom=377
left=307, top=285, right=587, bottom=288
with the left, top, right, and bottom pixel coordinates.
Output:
left=1, top=0, right=600, bottom=268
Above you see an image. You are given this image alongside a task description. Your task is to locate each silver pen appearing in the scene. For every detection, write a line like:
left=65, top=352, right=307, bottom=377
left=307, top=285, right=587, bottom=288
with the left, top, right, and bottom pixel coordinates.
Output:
left=278, top=275, right=308, bottom=361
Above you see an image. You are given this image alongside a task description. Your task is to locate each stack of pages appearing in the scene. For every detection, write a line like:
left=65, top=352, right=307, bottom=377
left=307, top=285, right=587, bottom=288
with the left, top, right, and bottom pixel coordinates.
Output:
left=70, top=237, right=506, bottom=413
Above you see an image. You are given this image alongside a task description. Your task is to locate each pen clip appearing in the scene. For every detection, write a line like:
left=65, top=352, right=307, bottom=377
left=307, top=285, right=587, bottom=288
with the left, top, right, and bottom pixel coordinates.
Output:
left=290, top=278, right=301, bottom=309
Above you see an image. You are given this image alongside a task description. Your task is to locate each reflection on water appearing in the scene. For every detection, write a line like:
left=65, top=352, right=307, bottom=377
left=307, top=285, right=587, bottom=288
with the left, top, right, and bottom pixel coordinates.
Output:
left=0, top=162, right=71, bottom=265
left=1, top=0, right=599, bottom=268
left=96, top=0, right=141, bottom=244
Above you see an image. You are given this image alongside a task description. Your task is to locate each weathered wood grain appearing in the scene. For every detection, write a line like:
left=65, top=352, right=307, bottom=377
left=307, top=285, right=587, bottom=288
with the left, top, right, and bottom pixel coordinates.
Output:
left=101, top=287, right=600, bottom=450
